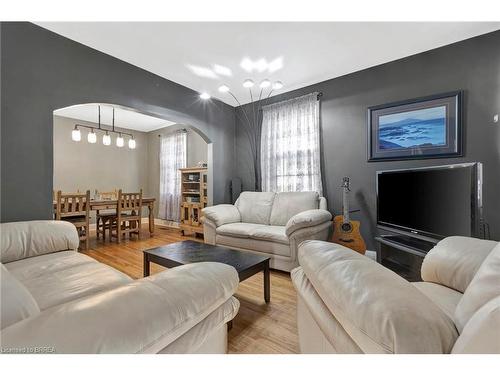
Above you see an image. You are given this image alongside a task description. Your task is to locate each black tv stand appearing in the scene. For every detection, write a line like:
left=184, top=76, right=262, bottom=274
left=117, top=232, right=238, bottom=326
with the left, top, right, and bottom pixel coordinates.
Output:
left=374, top=234, right=436, bottom=281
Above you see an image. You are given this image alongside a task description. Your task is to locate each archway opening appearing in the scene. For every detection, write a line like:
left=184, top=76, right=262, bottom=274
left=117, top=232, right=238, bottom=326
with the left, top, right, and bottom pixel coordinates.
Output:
left=52, top=102, right=213, bottom=234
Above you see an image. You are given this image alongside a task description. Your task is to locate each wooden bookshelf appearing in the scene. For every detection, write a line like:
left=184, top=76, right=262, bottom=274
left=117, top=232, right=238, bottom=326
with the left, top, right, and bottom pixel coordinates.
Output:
left=179, top=167, right=208, bottom=235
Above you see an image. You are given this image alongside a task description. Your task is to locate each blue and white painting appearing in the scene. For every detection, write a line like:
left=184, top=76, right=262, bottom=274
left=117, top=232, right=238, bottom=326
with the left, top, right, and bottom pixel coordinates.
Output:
left=378, top=106, right=447, bottom=149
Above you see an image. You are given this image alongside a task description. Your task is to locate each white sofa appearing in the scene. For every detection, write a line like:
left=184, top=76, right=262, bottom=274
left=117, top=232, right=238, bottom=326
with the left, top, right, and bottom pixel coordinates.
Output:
left=292, top=237, right=500, bottom=354
left=203, top=191, right=332, bottom=272
left=0, top=220, right=240, bottom=354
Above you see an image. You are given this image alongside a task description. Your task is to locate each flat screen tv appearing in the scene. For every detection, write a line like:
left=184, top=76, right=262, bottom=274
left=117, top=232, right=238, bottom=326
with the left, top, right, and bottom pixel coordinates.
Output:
left=377, top=163, right=482, bottom=242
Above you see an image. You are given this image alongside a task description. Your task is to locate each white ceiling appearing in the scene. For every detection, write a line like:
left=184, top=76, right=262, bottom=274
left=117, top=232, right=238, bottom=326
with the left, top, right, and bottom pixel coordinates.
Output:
left=39, top=22, right=500, bottom=106
left=54, top=104, right=176, bottom=132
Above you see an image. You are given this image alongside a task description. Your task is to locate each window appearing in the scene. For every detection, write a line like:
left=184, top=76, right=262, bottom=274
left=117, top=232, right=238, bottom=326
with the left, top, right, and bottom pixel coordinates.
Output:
left=260, top=93, right=322, bottom=194
left=159, top=131, right=187, bottom=222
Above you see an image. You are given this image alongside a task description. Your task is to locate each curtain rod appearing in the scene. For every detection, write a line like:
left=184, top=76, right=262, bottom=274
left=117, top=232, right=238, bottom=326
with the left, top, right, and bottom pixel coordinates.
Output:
left=157, top=128, right=188, bottom=137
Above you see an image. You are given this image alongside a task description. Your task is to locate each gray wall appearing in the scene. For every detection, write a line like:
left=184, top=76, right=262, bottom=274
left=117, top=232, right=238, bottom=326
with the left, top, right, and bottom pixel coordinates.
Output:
left=53, top=115, right=149, bottom=195
left=147, top=125, right=208, bottom=218
left=235, top=30, right=500, bottom=247
left=1, top=22, right=235, bottom=222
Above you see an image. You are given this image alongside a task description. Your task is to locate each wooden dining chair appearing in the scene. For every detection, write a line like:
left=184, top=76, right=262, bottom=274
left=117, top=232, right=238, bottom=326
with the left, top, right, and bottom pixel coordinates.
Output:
left=55, top=190, right=91, bottom=250
left=110, top=189, right=143, bottom=243
left=95, top=189, right=118, bottom=241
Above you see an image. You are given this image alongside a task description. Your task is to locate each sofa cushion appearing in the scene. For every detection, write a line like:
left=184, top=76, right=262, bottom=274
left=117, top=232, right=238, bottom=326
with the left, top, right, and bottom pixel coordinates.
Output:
left=0, top=262, right=239, bottom=353
left=235, top=192, right=276, bottom=225
left=291, top=266, right=362, bottom=353
left=4, top=250, right=97, bottom=281
left=412, top=282, right=463, bottom=321
left=1, top=264, right=40, bottom=329
left=6, top=252, right=132, bottom=310
left=216, top=223, right=267, bottom=239
left=270, top=192, right=320, bottom=226
left=217, top=235, right=291, bottom=257
left=421, top=236, right=497, bottom=293
left=452, top=295, right=500, bottom=353
left=454, top=243, right=500, bottom=332
left=298, top=240, right=458, bottom=353
left=285, top=209, right=332, bottom=237
left=202, top=204, right=241, bottom=227
left=0, top=220, right=80, bottom=263
left=251, top=226, right=289, bottom=245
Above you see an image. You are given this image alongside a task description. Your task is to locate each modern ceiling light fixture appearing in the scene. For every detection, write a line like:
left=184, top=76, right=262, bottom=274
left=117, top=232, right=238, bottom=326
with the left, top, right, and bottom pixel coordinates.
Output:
left=102, top=131, right=111, bottom=146
left=218, top=84, right=230, bottom=93
left=116, top=133, right=124, bottom=148
left=71, top=105, right=136, bottom=149
left=200, top=92, right=211, bottom=100
left=87, top=128, right=97, bottom=144
left=272, top=81, right=283, bottom=90
left=242, top=79, right=254, bottom=88
left=259, top=79, right=271, bottom=88
left=128, top=137, right=136, bottom=149
left=71, top=126, right=81, bottom=142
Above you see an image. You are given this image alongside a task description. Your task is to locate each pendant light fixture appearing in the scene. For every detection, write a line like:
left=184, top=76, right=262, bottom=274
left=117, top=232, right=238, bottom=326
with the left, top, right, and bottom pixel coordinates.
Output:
left=102, top=131, right=111, bottom=146
left=71, top=126, right=81, bottom=142
left=116, top=133, right=124, bottom=147
left=87, top=128, right=97, bottom=143
left=71, top=105, right=136, bottom=149
left=128, top=137, right=136, bottom=149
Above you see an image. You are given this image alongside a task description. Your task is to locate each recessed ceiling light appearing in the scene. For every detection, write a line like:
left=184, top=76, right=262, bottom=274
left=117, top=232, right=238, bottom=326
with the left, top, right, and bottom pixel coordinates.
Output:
left=272, top=81, right=283, bottom=90
left=218, top=85, right=230, bottom=93
left=242, top=79, right=254, bottom=88
left=200, top=92, right=211, bottom=100
left=260, top=79, right=271, bottom=88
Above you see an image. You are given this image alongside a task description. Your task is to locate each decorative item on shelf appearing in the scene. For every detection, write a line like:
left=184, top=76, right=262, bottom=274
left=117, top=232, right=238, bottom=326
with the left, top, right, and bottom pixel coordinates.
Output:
left=71, top=105, right=136, bottom=149
left=368, top=91, right=463, bottom=161
left=179, top=167, right=208, bottom=236
left=197, top=161, right=208, bottom=168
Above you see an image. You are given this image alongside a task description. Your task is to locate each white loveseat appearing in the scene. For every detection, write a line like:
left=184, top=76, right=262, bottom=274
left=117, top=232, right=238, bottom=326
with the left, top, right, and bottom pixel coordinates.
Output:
left=0, top=220, right=240, bottom=354
left=292, top=237, right=500, bottom=354
left=203, top=191, right=332, bottom=272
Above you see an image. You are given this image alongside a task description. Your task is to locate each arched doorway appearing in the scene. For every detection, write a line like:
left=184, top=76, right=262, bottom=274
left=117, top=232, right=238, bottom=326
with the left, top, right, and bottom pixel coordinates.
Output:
left=53, top=102, right=214, bottom=230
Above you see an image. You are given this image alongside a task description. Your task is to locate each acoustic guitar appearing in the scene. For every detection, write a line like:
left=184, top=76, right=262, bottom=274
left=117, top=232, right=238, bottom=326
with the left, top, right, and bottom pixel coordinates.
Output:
left=331, top=177, right=367, bottom=255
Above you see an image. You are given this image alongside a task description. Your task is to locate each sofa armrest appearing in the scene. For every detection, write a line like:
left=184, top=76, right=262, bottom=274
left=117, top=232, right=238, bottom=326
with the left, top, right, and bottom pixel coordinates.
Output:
left=202, top=204, right=241, bottom=227
left=285, top=209, right=332, bottom=237
left=421, top=236, right=498, bottom=293
left=0, top=220, right=80, bottom=264
left=0, top=262, right=239, bottom=353
left=298, top=240, right=458, bottom=353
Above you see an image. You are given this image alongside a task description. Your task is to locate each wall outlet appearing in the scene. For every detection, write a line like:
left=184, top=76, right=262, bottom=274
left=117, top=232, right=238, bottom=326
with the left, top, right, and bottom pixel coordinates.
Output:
left=494, top=114, right=499, bottom=123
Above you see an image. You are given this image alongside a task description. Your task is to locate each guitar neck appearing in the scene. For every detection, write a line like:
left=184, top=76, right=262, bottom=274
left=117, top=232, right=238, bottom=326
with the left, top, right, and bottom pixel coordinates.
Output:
left=343, top=187, right=350, bottom=223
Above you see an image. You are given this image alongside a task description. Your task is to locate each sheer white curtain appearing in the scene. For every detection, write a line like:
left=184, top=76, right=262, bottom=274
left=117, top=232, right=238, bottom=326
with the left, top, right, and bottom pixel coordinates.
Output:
left=261, top=93, right=322, bottom=194
left=159, top=131, right=187, bottom=222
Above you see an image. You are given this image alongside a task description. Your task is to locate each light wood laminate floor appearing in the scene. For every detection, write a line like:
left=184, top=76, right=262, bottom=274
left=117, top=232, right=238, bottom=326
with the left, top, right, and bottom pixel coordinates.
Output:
left=81, top=224, right=299, bottom=354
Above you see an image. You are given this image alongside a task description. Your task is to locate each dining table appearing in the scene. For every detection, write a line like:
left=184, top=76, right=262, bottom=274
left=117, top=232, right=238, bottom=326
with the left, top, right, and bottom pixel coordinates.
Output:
left=53, top=197, right=156, bottom=235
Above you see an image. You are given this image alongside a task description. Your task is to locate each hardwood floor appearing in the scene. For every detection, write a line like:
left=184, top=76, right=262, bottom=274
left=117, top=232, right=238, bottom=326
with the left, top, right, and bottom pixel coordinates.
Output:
left=81, top=224, right=299, bottom=354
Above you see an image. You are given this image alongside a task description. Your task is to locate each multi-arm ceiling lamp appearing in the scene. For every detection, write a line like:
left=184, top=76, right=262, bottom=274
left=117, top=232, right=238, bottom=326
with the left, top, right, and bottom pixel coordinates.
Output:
left=199, top=78, right=283, bottom=105
left=71, top=106, right=136, bottom=149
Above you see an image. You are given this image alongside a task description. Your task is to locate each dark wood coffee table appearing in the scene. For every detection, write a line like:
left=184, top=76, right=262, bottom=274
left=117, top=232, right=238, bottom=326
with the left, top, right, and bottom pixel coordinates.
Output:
left=143, top=240, right=271, bottom=303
